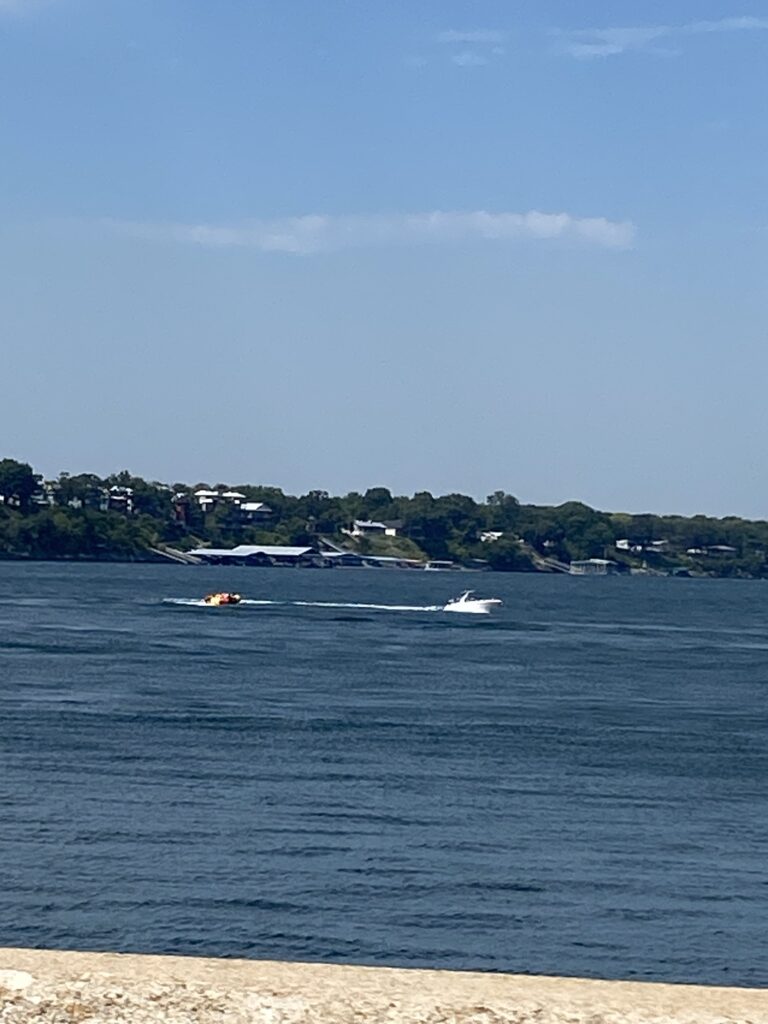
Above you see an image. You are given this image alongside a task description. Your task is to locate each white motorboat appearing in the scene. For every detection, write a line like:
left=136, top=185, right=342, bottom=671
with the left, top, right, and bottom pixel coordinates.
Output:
left=443, top=590, right=503, bottom=614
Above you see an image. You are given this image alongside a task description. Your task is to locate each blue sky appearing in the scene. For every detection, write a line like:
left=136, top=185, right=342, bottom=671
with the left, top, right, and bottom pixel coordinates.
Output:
left=1, top=1, right=766, bottom=516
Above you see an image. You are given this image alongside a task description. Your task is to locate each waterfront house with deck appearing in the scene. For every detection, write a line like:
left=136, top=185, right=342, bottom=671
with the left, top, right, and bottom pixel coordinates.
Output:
left=347, top=519, right=401, bottom=538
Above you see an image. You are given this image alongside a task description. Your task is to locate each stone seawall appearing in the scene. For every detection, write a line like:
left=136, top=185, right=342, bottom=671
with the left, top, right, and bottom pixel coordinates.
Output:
left=1, top=948, right=766, bottom=1024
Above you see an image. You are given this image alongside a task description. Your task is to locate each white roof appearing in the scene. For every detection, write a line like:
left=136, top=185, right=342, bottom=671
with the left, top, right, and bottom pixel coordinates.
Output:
left=190, top=548, right=237, bottom=557
left=363, top=554, right=421, bottom=564
left=191, top=545, right=313, bottom=558
left=221, top=490, right=246, bottom=499
left=354, top=519, right=388, bottom=529
left=232, top=545, right=312, bottom=557
left=240, top=501, right=270, bottom=512
left=194, top=489, right=220, bottom=498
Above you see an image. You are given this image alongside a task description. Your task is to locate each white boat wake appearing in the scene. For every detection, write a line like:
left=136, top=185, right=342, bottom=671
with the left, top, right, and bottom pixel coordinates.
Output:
left=290, top=600, right=442, bottom=612
left=162, top=598, right=442, bottom=613
left=163, top=593, right=502, bottom=615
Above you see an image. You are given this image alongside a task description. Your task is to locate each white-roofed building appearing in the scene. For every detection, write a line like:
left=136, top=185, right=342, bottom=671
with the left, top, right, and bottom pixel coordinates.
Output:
left=190, top=544, right=317, bottom=566
left=348, top=519, right=401, bottom=538
left=193, top=489, right=220, bottom=511
left=239, top=501, right=273, bottom=521
left=569, top=558, right=619, bottom=576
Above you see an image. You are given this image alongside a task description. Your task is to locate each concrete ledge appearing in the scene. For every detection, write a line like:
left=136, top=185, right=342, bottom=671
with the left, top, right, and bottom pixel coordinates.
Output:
left=1, top=948, right=766, bottom=1023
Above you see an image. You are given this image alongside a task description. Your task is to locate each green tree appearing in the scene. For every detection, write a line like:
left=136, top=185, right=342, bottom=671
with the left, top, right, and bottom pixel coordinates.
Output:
left=0, top=459, right=39, bottom=509
left=362, top=487, right=393, bottom=519
left=486, top=491, right=521, bottom=531
left=484, top=538, right=535, bottom=572
left=57, top=472, right=104, bottom=508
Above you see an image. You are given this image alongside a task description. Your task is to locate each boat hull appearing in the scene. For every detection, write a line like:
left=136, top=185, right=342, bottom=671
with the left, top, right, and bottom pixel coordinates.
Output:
left=443, top=598, right=502, bottom=614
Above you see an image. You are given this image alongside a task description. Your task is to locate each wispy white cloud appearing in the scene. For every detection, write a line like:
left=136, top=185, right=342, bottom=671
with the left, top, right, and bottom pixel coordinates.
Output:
left=556, top=14, right=768, bottom=58
left=688, top=15, right=768, bottom=32
left=451, top=50, right=490, bottom=67
left=558, top=26, right=668, bottom=59
left=110, top=210, right=636, bottom=253
left=437, top=29, right=507, bottom=45
left=436, top=28, right=507, bottom=67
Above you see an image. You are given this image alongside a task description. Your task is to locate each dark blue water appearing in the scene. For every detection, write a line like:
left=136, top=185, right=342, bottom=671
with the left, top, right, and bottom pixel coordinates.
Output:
left=1, top=563, right=766, bottom=985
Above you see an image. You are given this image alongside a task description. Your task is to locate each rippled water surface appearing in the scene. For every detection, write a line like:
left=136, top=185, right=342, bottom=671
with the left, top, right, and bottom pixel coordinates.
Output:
left=1, top=562, right=766, bottom=985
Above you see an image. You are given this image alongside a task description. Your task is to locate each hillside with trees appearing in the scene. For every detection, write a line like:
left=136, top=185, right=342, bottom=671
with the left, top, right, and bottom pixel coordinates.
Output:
left=1, top=457, right=767, bottom=576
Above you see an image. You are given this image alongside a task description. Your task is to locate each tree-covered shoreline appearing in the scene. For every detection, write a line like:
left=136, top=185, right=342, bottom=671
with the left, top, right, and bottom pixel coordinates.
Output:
left=1, top=457, right=767, bottom=576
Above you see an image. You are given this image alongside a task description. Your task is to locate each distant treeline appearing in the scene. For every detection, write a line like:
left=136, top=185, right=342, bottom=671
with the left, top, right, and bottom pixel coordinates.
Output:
left=1, top=457, right=767, bottom=576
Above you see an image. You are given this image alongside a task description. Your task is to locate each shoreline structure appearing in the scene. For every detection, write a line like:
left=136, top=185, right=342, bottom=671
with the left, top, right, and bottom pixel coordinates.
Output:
left=1, top=949, right=766, bottom=1023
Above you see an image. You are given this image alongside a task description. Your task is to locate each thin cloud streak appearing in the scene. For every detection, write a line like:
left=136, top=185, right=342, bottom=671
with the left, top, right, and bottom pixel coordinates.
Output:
left=688, top=15, right=768, bottom=32
left=436, top=28, right=507, bottom=68
left=110, top=210, right=636, bottom=253
left=437, top=29, right=506, bottom=45
left=451, top=51, right=490, bottom=67
left=556, top=14, right=768, bottom=58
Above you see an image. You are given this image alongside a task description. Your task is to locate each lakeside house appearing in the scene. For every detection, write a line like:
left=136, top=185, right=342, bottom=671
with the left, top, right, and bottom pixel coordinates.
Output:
left=25, top=482, right=136, bottom=513
left=175, top=489, right=273, bottom=524
left=345, top=519, right=402, bottom=538
left=192, top=489, right=220, bottom=512
left=240, top=501, right=273, bottom=521
left=686, top=544, right=738, bottom=556
left=32, top=482, right=59, bottom=508
left=101, top=486, right=133, bottom=514
left=616, top=538, right=668, bottom=554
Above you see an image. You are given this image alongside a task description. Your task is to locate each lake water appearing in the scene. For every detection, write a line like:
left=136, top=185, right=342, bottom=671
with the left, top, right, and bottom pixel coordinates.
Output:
left=1, top=562, right=766, bottom=986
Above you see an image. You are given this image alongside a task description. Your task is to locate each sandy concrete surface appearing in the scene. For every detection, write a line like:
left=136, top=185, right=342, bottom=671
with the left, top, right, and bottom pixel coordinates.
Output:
left=0, top=948, right=766, bottom=1024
